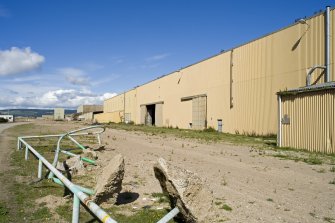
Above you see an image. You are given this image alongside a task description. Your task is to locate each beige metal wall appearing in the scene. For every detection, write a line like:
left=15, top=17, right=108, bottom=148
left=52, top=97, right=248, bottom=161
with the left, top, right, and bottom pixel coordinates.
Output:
left=99, top=89, right=137, bottom=123
left=100, top=9, right=335, bottom=135
left=280, top=89, right=335, bottom=153
left=77, top=105, right=103, bottom=114
left=94, top=111, right=123, bottom=123
left=136, top=53, right=226, bottom=129
left=79, top=112, right=94, bottom=121
left=125, top=89, right=137, bottom=123
left=104, top=94, right=124, bottom=113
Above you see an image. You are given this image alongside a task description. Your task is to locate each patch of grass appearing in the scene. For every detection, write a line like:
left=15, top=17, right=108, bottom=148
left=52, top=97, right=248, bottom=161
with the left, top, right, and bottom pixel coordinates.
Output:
left=108, top=206, right=175, bottom=223
left=151, top=192, right=169, bottom=203
left=30, top=207, right=52, bottom=221
left=106, top=123, right=276, bottom=145
left=330, top=166, right=335, bottom=172
left=0, top=202, right=9, bottom=222
left=266, top=198, right=274, bottom=202
left=272, top=153, right=325, bottom=165
left=304, top=155, right=323, bottom=165
left=221, top=204, right=232, bottom=211
left=329, top=179, right=335, bottom=185
left=324, top=217, right=335, bottom=223
left=214, top=201, right=223, bottom=206
left=56, top=203, right=96, bottom=222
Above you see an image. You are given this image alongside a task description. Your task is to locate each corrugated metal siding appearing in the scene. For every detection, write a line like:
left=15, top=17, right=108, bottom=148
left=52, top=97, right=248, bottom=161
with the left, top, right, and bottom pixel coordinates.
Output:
left=94, top=111, right=123, bottom=123
left=281, top=89, right=335, bottom=153
left=226, top=10, right=329, bottom=135
left=104, top=94, right=124, bottom=113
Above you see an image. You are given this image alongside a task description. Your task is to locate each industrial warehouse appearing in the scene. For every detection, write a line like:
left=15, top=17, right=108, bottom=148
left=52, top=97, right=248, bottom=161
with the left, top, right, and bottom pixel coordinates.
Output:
left=95, top=7, right=335, bottom=153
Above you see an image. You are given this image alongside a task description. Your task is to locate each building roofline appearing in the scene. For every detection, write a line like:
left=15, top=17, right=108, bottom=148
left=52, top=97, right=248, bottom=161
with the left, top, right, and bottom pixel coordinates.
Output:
left=277, top=82, right=335, bottom=96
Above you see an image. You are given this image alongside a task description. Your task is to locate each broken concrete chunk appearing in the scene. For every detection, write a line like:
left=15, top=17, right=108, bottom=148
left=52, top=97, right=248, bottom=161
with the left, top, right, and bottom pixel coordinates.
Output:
left=83, top=148, right=98, bottom=159
left=154, top=158, right=215, bottom=223
left=56, top=156, right=83, bottom=175
left=94, top=154, right=124, bottom=204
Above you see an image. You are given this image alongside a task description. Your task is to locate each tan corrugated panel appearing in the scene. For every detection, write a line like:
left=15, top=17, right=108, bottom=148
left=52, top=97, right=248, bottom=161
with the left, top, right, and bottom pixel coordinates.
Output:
left=104, top=94, right=124, bottom=113
left=125, top=89, right=137, bottom=123
left=281, top=89, right=335, bottom=153
left=94, top=111, right=123, bottom=123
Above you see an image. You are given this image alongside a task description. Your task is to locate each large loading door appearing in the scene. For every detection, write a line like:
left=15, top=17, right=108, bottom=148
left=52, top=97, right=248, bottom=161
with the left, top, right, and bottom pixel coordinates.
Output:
left=140, top=102, right=163, bottom=127
left=192, top=96, right=207, bottom=130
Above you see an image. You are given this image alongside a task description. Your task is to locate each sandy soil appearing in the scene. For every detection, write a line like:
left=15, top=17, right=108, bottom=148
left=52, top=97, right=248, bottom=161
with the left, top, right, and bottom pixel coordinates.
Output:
left=97, top=128, right=335, bottom=223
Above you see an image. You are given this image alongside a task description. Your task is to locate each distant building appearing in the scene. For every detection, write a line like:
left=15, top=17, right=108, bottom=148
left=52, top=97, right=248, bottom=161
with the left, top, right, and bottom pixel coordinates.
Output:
left=77, top=105, right=103, bottom=114
left=54, top=108, right=65, bottom=120
left=0, top=115, right=14, bottom=122
left=78, top=111, right=103, bottom=122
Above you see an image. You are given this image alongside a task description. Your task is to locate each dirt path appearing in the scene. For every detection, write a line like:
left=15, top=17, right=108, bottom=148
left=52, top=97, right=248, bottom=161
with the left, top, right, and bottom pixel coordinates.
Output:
left=0, top=123, right=27, bottom=206
left=98, top=128, right=335, bottom=223
left=0, top=123, right=26, bottom=171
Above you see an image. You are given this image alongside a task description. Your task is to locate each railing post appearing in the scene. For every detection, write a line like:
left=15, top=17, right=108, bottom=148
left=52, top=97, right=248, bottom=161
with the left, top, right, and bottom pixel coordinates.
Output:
left=25, top=145, right=29, bottom=160
left=38, top=159, right=43, bottom=179
left=72, top=195, right=80, bottom=223
left=97, top=134, right=101, bottom=145
left=17, top=138, right=21, bottom=150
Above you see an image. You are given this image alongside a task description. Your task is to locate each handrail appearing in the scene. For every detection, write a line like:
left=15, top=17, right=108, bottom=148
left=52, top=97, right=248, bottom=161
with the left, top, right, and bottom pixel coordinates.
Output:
left=18, top=137, right=116, bottom=223
left=17, top=125, right=180, bottom=222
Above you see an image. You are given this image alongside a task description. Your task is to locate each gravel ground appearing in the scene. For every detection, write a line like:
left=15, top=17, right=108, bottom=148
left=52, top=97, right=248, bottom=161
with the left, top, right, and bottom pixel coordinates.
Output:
left=98, top=128, right=335, bottom=223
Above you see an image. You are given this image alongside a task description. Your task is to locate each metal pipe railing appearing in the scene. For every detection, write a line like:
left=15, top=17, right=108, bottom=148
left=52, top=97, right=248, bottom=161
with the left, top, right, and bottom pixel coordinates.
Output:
left=156, top=207, right=180, bottom=223
left=18, top=125, right=180, bottom=222
left=48, top=125, right=104, bottom=178
left=19, top=137, right=117, bottom=223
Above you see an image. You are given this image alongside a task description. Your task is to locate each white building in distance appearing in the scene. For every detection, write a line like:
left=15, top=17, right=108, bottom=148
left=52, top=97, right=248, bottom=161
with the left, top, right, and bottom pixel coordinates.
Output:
left=54, top=108, right=65, bottom=120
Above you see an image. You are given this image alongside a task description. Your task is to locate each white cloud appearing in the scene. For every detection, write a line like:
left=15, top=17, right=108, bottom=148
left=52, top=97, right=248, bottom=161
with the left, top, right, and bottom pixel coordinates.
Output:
left=145, top=53, right=169, bottom=62
left=0, top=89, right=117, bottom=109
left=0, top=47, right=45, bottom=76
left=60, top=67, right=90, bottom=86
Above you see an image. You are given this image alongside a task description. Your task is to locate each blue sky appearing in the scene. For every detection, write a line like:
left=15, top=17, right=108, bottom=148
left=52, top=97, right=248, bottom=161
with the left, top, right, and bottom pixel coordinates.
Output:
left=0, top=0, right=334, bottom=109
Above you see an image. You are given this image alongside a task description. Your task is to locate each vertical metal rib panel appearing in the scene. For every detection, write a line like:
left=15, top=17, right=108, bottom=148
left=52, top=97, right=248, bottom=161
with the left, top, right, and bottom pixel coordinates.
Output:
left=281, top=89, right=335, bottom=153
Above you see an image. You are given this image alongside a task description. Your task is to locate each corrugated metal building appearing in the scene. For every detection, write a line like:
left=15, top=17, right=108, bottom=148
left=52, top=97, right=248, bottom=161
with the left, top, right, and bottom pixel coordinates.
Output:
left=95, top=8, right=335, bottom=137
left=277, top=83, right=335, bottom=153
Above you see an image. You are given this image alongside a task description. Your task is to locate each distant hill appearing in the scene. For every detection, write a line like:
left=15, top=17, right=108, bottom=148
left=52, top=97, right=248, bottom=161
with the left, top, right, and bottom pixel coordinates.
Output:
left=0, top=109, right=76, bottom=117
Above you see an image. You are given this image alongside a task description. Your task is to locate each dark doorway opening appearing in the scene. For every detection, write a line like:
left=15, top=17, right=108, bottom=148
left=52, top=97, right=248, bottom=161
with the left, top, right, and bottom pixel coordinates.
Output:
left=146, top=104, right=156, bottom=126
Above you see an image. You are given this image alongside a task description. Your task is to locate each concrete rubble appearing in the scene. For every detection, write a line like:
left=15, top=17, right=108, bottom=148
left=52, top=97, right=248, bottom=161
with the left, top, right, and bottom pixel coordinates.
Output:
left=83, top=148, right=98, bottom=159
left=93, top=154, right=125, bottom=204
left=154, top=157, right=216, bottom=223
left=56, top=156, right=84, bottom=175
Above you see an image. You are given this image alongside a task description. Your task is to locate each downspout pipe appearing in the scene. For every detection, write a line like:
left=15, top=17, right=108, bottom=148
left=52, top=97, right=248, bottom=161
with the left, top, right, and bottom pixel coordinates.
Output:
left=277, top=95, right=282, bottom=147
left=325, top=6, right=331, bottom=83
